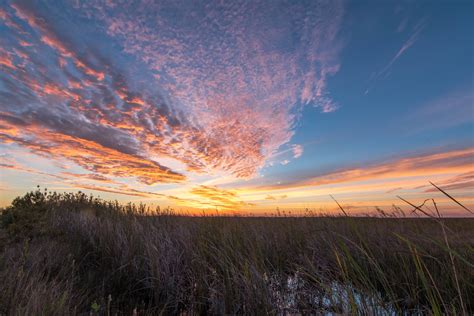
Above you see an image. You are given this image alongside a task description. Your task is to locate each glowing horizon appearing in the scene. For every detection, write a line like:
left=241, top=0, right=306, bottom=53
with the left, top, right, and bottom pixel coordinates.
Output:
left=1, top=1, right=473, bottom=216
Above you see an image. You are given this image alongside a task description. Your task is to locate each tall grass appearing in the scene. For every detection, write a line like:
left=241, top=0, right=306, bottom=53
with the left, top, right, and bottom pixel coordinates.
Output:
left=0, top=188, right=472, bottom=314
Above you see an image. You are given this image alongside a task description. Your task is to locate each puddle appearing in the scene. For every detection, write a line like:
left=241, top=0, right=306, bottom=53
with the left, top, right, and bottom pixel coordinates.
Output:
left=265, top=272, right=397, bottom=314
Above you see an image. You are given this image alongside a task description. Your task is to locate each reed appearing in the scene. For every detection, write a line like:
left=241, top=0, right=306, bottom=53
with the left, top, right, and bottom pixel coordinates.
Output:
left=0, top=187, right=472, bottom=314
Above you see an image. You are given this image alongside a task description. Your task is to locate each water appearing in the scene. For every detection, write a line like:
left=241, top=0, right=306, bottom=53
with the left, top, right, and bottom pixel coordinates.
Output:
left=265, top=272, right=397, bottom=315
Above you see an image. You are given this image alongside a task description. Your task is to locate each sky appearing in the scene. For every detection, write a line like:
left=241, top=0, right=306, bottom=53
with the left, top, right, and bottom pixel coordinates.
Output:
left=0, top=0, right=473, bottom=216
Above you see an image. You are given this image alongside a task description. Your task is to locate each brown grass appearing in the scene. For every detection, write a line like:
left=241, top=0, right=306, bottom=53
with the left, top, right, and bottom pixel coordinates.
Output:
left=0, top=188, right=473, bottom=314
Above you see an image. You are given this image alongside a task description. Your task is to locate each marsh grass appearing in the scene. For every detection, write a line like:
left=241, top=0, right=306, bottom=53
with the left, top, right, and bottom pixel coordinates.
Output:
left=0, top=188, right=472, bottom=315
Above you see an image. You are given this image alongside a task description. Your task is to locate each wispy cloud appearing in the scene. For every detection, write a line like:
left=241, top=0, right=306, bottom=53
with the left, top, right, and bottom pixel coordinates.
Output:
left=0, top=161, right=66, bottom=181
left=365, top=18, right=426, bottom=94
left=403, top=89, right=474, bottom=133
left=387, top=19, right=425, bottom=70
left=254, top=147, right=474, bottom=190
left=422, top=172, right=474, bottom=193
left=397, top=17, right=408, bottom=33
left=72, top=183, right=165, bottom=198
left=60, top=172, right=117, bottom=184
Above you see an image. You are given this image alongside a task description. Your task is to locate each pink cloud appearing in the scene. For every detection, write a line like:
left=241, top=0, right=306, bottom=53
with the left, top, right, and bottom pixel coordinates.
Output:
left=74, top=0, right=344, bottom=177
left=1, top=1, right=344, bottom=184
left=292, top=144, right=304, bottom=159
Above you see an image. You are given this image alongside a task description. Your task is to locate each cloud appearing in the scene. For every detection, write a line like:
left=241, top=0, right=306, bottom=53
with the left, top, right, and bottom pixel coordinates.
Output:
left=60, top=172, right=117, bottom=184
left=73, top=183, right=164, bottom=198
left=365, top=18, right=426, bottom=94
left=385, top=187, right=403, bottom=194
left=0, top=157, right=66, bottom=181
left=404, top=89, right=474, bottom=132
left=265, top=194, right=288, bottom=200
left=397, top=17, right=408, bottom=33
left=1, top=1, right=344, bottom=182
left=387, top=20, right=425, bottom=68
left=74, top=0, right=344, bottom=177
left=0, top=3, right=197, bottom=183
left=0, top=116, right=185, bottom=184
left=0, top=158, right=181, bottom=200
left=292, top=144, right=304, bottom=159
left=9, top=3, right=105, bottom=82
left=423, top=172, right=474, bottom=193
left=190, top=185, right=254, bottom=210
left=255, top=147, right=474, bottom=190
left=0, top=48, right=15, bottom=69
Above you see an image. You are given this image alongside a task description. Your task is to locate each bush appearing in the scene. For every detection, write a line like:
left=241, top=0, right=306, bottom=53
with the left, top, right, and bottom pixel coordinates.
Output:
left=1, top=187, right=53, bottom=239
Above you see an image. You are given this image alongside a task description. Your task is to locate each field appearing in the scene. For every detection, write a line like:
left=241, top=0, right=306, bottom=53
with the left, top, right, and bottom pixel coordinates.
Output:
left=0, top=189, right=473, bottom=315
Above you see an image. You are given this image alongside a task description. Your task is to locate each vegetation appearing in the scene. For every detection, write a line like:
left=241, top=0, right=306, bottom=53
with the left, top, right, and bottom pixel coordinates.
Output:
left=0, top=187, right=473, bottom=315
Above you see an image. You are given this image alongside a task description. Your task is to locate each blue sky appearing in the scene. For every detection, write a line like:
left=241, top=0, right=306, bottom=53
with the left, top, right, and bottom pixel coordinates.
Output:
left=268, top=0, right=473, bottom=180
left=0, top=0, right=473, bottom=215
left=295, top=0, right=472, bottom=163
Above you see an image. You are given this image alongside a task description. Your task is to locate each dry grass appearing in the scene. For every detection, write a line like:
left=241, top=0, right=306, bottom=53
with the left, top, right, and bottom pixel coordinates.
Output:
left=0, top=188, right=473, bottom=315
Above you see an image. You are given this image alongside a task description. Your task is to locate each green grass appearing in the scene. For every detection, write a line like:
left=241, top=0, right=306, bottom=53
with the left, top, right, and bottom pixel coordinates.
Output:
left=0, top=188, right=473, bottom=315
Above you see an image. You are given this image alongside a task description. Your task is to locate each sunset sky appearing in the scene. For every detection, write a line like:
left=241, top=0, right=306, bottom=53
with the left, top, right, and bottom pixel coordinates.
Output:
left=0, top=0, right=473, bottom=215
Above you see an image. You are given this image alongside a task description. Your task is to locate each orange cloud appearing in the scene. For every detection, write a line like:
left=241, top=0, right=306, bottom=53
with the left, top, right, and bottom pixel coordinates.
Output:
left=11, top=3, right=105, bottom=83
left=0, top=159, right=183, bottom=202
left=0, top=117, right=186, bottom=184
left=0, top=53, right=15, bottom=69
left=265, top=194, right=288, bottom=200
left=258, top=147, right=474, bottom=191
left=189, top=185, right=254, bottom=210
